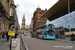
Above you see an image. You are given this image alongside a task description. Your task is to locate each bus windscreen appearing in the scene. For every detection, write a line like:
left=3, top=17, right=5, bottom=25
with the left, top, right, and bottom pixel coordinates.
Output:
left=47, top=24, right=55, bottom=29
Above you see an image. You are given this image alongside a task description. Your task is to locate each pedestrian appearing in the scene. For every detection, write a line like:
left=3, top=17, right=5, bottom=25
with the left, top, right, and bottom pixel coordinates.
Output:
left=56, top=34, right=58, bottom=39
left=4, top=31, right=7, bottom=38
left=71, top=33, right=74, bottom=36
left=6, top=31, right=9, bottom=41
left=71, top=33, right=75, bottom=37
left=15, top=31, right=18, bottom=38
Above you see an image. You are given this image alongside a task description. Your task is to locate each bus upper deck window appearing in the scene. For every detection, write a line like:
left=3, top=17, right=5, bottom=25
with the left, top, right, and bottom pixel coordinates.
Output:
left=48, top=24, right=55, bottom=28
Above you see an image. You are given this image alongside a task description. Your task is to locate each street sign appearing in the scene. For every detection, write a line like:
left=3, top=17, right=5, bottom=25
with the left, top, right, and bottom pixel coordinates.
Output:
left=8, top=30, right=15, bottom=36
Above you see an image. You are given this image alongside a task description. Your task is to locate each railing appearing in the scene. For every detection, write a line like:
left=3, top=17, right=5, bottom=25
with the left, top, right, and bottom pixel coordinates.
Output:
left=20, top=35, right=28, bottom=50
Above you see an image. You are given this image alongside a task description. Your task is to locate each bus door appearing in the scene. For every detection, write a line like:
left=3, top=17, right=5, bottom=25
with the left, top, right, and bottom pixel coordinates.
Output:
left=44, top=31, right=47, bottom=38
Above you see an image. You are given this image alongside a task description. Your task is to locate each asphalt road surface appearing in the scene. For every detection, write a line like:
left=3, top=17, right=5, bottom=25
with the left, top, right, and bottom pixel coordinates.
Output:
left=22, top=35, right=75, bottom=50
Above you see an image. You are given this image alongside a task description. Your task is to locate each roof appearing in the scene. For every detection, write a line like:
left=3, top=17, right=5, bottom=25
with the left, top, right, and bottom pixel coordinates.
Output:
left=37, top=4, right=40, bottom=9
left=37, top=6, right=40, bottom=9
left=41, top=0, right=75, bottom=21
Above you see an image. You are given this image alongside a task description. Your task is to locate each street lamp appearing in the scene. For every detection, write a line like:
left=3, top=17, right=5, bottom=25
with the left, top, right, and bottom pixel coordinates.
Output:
left=68, top=0, right=71, bottom=36
left=9, top=8, right=14, bottom=50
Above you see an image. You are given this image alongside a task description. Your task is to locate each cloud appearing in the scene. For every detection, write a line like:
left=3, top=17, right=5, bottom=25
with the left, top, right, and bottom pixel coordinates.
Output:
left=14, top=0, right=58, bottom=27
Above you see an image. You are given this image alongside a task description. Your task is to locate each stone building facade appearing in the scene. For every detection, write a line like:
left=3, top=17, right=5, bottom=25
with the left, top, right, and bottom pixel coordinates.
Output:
left=0, top=0, right=18, bottom=38
left=30, top=18, right=33, bottom=32
left=33, top=6, right=47, bottom=32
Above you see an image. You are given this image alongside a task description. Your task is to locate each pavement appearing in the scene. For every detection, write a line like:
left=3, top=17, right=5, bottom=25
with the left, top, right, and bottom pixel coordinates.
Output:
left=0, top=36, right=75, bottom=50
left=56, top=38, right=75, bottom=44
left=0, top=39, right=10, bottom=50
left=0, top=38, right=20, bottom=50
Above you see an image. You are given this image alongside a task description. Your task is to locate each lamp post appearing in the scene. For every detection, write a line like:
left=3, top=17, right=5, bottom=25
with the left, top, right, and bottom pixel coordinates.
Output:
left=68, top=0, right=71, bottom=37
left=9, top=16, right=14, bottom=50
left=9, top=7, right=14, bottom=50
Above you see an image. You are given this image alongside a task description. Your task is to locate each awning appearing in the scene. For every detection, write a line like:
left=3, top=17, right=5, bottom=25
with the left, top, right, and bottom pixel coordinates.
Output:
left=41, top=0, right=75, bottom=21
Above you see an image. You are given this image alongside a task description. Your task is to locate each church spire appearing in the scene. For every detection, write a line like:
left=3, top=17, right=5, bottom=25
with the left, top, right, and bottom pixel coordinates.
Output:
left=22, top=14, right=25, bottom=21
left=21, top=14, right=25, bottom=29
left=37, top=4, right=40, bottom=9
left=23, top=14, right=25, bottom=19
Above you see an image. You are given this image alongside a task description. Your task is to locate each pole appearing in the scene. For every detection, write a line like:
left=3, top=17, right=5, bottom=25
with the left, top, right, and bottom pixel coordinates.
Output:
left=10, top=17, right=13, bottom=50
left=10, top=37, right=12, bottom=50
left=68, top=0, right=71, bottom=36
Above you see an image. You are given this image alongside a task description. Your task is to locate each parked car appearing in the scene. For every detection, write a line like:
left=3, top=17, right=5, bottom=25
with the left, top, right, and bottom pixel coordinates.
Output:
left=27, top=33, right=30, bottom=36
left=24, top=33, right=27, bottom=36
left=31, top=34, right=36, bottom=37
left=70, top=34, right=75, bottom=41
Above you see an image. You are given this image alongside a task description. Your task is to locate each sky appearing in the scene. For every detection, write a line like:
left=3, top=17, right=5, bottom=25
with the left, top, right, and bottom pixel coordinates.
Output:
left=14, top=0, right=58, bottom=27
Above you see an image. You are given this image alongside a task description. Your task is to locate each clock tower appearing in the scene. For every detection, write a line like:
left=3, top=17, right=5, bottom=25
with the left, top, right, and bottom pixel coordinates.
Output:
left=21, top=14, right=26, bottom=29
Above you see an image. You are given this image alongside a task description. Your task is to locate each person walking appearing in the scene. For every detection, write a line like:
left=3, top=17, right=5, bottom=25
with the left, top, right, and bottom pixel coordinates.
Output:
left=15, top=31, right=18, bottom=38
left=4, top=31, right=7, bottom=39
left=56, top=34, right=58, bottom=39
left=71, top=33, right=74, bottom=36
left=6, top=31, right=9, bottom=41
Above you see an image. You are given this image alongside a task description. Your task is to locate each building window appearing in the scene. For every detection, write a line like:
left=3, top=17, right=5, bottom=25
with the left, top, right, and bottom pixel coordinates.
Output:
left=42, top=23, right=43, bottom=25
left=38, top=24, right=39, bottom=26
left=38, top=20, right=40, bottom=22
left=41, top=20, right=44, bottom=22
left=38, top=17, right=40, bottom=19
left=10, top=8, right=14, bottom=16
left=41, top=18, right=43, bottom=19
left=38, top=14, right=40, bottom=16
left=14, top=15, right=16, bottom=20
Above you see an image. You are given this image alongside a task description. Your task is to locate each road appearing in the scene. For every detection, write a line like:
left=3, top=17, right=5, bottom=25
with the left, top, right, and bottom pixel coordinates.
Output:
left=22, top=35, right=75, bottom=50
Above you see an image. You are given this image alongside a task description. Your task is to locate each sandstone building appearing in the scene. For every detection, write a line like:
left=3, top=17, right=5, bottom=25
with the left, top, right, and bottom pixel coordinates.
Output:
left=30, top=18, right=33, bottom=32
left=33, top=6, right=47, bottom=32
left=0, top=0, right=18, bottom=38
left=19, top=14, right=30, bottom=34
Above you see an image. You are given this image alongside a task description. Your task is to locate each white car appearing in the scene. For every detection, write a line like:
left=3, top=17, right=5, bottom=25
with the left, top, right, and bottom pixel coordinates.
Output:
left=27, top=33, right=30, bottom=36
